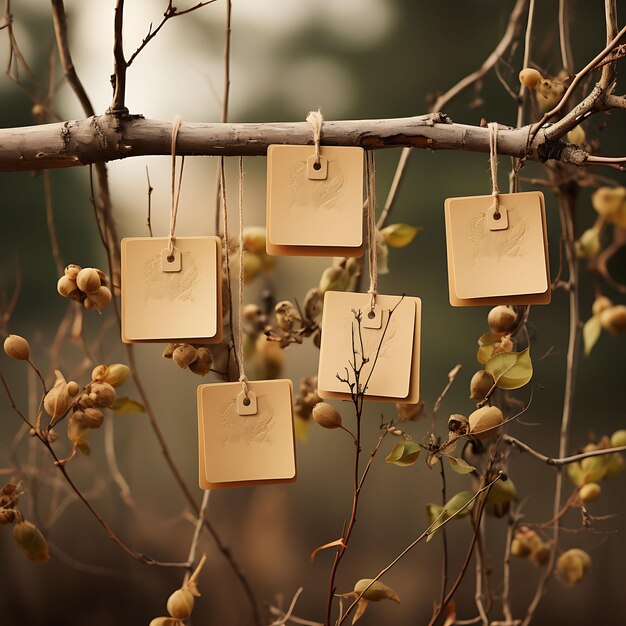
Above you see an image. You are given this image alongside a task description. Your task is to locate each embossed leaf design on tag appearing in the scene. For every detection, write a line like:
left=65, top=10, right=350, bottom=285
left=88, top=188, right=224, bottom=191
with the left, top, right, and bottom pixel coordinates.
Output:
left=485, top=348, right=532, bottom=390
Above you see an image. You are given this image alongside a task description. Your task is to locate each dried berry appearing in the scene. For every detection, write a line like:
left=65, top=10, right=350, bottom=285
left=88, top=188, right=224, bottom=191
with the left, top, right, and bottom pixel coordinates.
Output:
left=172, top=344, right=198, bottom=369
left=468, top=405, right=504, bottom=440
left=592, top=296, right=613, bottom=317
left=44, top=371, right=72, bottom=419
left=88, top=382, right=116, bottom=408
left=74, top=408, right=104, bottom=429
left=469, top=370, right=494, bottom=400
left=518, top=67, right=542, bottom=88
left=88, top=286, right=112, bottom=310
left=312, top=402, right=342, bottom=429
left=167, top=588, right=195, bottom=620
left=76, top=268, right=102, bottom=294
left=487, top=306, right=517, bottom=333
left=579, top=482, right=601, bottom=503
left=3, top=335, right=31, bottom=361
left=557, top=549, right=590, bottom=585
left=57, top=275, right=78, bottom=298
left=188, top=348, right=213, bottom=376
left=600, top=305, right=626, bottom=334
left=13, top=520, right=50, bottom=562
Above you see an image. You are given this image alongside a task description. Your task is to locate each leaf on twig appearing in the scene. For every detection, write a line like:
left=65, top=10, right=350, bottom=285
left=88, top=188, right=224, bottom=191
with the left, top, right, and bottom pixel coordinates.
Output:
left=111, top=396, right=145, bottom=414
left=583, top=315, right=602, bottom=357
left=310, top=538, right=346, bottom=563
left=352, top=599, right=368, bottom=624
left=447, top=456, right=475, bottom=475
left=427, top=491, right=476, bottom=540
left=385, top=441, right=421, bottom=467
left=380, top=223, right=422, bottom=248
left=485, top=348, right=533, bottom=390
left=338, top=578, right=401, bottom=623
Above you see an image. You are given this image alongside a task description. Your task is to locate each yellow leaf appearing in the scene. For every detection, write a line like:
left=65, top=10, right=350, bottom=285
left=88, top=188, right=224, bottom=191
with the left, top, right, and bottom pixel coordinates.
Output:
left=380, top=223, right=421, bottom=248
left=485, top=348, right=533, bottom=390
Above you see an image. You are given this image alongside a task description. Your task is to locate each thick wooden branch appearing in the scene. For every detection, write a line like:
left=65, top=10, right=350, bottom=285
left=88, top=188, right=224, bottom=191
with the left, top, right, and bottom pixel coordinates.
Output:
left=0, top=112, right=603, bottom=173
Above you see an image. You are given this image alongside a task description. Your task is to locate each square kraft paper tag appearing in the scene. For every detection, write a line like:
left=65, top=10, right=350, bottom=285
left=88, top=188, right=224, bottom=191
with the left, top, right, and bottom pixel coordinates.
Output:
left=121, top=236, right=223, bottom=343
left=444, top=191, right=551, bottom=306
left=317, top=291, right=421, bottom=403
left=266, top=145, right=365, bottom=257
left=197, top=379, right=296, bottom=489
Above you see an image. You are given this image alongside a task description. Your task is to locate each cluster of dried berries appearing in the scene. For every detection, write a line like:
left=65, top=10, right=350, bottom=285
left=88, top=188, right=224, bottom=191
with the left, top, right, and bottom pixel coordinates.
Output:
left=57, top=264, right=112, bottom=311
left=294, top=375, right=321, bottom=422
left=162, top=344, right=214, bottom=376
left=239, top=227, right=276, bottom=283
left=265, top=288, right=322, bottom=348
left=42, top=363, right=129, bottom=460
left=1, top=483, right=50, bottom=562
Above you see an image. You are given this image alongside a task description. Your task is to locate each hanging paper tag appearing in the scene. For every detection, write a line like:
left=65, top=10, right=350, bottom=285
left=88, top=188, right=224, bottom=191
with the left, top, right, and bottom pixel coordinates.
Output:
left=266, top=145, right=365, bottom=257
left=121, top=236, right=223, bottom=343
left=444, top=191, right=551, bottom=306
left=197, top=379, right=297, bottom=489
left=317, top=292, right=421, bottom=403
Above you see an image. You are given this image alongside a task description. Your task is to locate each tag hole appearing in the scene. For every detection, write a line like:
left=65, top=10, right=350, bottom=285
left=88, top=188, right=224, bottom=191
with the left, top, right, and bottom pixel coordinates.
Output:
left=313, top=161, right=321, bottom=171
left=167, top=255, right=175, bottom=263
left=493, top=212, right=501, bottom=221
left=243, top=397, right=251, bottom=406
left=368, top=310, right=376, bottom=319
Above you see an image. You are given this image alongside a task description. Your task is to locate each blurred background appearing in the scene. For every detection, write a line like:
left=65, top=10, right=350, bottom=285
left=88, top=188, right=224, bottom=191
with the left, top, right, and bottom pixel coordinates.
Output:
left=1, top=1, right=625, bottom=624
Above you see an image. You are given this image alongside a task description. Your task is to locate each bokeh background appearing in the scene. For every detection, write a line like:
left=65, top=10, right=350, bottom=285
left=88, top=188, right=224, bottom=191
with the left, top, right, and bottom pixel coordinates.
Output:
left=1, top=1, right=625, bottom=625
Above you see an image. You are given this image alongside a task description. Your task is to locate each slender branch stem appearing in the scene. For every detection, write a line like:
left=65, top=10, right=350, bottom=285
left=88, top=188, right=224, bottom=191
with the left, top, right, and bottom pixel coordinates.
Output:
left=110, top=0, right=127, bottom=113
left=337, top=476, right=502, bottom=626
left=503, top=435, right=625, bottom=467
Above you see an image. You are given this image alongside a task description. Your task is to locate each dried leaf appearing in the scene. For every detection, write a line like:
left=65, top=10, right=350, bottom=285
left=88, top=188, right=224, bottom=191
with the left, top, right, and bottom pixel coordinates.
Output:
left=385, top=441, right=421, bottom=467
left=111, top=396, right=145, bottom=414
left=477, top=344, right=495, bottom=365
left=353, top=579, right=400, bottom=603
left=380, top=223, right=421, bottom=248
left=310, top=538, right=346, bottom=563
left=352, top=599, right=369, bottom=625
left=428, top=491, right=476, bottom=539
left=447, top=456, right=475, bottom=475
left=583, top=315, right=602, bottom=357
left=485, top=348, right=533, bottom=390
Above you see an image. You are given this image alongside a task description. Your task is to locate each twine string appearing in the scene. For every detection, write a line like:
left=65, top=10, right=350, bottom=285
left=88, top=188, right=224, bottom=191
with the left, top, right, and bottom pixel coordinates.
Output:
left=306, top=109, right=323, bottom=165
left=488, top=121, right=501, bottom=219
left=237, top=156, right=248, bottom=398
left=366, top=151, right=378, bottom=311
left=168, top=116, right=185, bottom=257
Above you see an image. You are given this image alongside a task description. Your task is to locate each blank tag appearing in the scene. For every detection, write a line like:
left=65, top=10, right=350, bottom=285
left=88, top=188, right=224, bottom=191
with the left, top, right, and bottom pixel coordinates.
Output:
left=444, top=191, right=551, bottom=306
left=266, top=145, right=365, bottom=257
left=197, top=379, right=297, bottom=489
left=317, top=292, right=421, bottom=402
left=121, top=236, right=223, bottom=343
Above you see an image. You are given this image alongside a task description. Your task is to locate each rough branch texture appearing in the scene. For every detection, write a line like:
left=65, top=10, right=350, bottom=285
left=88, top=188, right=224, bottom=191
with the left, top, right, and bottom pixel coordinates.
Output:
left=0, top=112, right=587, bottom=173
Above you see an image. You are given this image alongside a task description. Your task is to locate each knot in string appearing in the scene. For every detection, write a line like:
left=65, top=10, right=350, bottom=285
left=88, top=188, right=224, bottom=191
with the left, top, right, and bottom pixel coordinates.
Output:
left=306, top=109, right=324, bottom=164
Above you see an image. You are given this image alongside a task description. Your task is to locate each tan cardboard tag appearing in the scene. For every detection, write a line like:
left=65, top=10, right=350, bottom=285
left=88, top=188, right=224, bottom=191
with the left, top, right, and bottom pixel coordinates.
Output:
left=121, top=236, right=223, bottom=343
left=317, top=292, right=421, bottom=403
left=197, top=379, right=297, bottom=489
left=266, top=145, right=365, bottom=257
left=444, top=191, right=551, bottom=306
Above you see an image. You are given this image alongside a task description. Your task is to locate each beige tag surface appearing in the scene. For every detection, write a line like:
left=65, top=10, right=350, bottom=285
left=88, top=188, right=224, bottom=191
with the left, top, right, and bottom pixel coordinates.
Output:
left=121, top=236, right=223, bottom=343
left=266, top=145, right=365, bottom=257
left=317, top=292, right=421, bottom=403
left=197, top=379, right=296, bottom=489
left=444, top=191, right=551, bottom=306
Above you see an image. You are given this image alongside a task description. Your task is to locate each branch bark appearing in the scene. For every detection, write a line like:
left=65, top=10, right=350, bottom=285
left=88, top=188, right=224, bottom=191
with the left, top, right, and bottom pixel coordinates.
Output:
left=0, top=112, right=614, bottom=173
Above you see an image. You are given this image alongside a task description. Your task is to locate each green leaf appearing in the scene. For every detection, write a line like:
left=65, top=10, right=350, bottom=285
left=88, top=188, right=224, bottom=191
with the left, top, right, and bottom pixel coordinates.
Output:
left=380, top=223, right=421, bottom=248
left=477, top=344, right=494, bottom=365
left=111, top=395, right=145, bottom=414
left=486, top=478, right=517, bottom=504
left=447, top=456, right=476, bottom=475
left=478, top=332, right=503, bottom=346
left=385, top=441, right=421, bottom=467
left=583, top=315, right=602, bottom=357
left=485, top=348, right=533, bottom=390
left=428, top=491, right=476, bottom=539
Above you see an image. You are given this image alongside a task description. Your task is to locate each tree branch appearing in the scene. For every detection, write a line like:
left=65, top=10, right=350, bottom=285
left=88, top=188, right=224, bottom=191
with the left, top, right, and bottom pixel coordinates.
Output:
left=0, top=112, right=622, bottom=173
left=503, top=434, right=626, bottom=467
